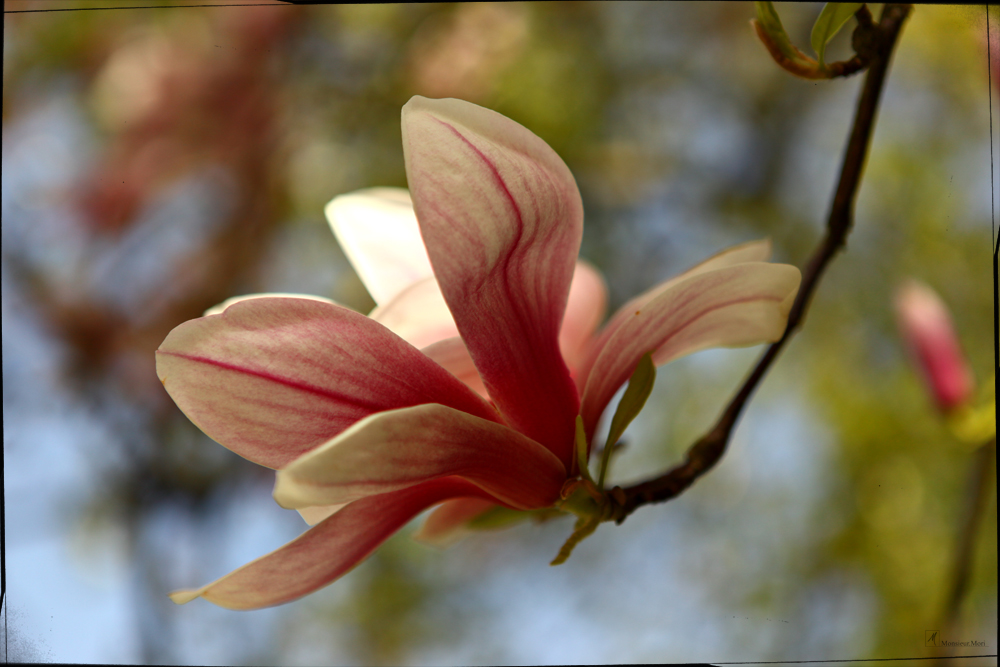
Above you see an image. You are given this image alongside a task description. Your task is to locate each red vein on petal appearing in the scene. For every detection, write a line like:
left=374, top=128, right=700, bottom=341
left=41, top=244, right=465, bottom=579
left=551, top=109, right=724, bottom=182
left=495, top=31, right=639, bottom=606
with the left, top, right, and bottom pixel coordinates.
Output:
left=158, top=351, right=381, bottom=410
left=433, top=118, right=526, bottom=253
left=431, top=118, right=535, bottom=346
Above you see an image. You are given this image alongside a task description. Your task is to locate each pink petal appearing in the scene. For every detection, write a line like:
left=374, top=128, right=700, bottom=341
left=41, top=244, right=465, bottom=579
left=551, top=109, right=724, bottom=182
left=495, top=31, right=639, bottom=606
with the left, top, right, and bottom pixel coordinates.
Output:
left=368, top=276, right=459, bottom=350
left=402, top=96, right=582, bottom=466
left=412, top=498, right=498, bottom=548
left=169, top=478, right=493, bottom=610
left=419, top=337, right=489, bottom=397
left=575, top=239, right=773, bottom=392
left=204, top=293, right=339, bottom=317
left=894, top=280, right=974, bottom=411
left=560, top=260, right=608, bottom=376
left=369, top=280, right=486, bottom=395
left=377, top=262, right=608, bottom=399
left=580, top=262, right=801, bottom=438
left=325, top=188, right=434, bottom=306
left=369, top=261, right=604, bottom=392
left=273, top=403, right=566, bottom=510
left=156, top=297, right=498, bottom=469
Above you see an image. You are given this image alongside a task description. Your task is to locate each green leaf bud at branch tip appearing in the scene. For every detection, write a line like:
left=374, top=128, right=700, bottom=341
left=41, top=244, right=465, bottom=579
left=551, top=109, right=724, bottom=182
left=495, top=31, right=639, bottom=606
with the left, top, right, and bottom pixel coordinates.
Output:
left=752, top=1, right=873, bottom=80
left=811, top=3, right=864, bottom=67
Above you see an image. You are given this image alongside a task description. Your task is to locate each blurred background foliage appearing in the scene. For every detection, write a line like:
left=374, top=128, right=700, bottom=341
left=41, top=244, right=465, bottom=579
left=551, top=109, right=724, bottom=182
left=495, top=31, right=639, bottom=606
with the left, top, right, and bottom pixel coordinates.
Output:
left=2, top=1, right=995, bottom=664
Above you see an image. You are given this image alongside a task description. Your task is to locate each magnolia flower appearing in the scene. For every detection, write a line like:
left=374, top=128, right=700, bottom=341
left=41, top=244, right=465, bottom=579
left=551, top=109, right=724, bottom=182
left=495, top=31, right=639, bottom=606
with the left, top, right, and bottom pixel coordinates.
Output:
left=894, top=279, right=974, bottom=412
left=158, top=96, right=801, bottom=610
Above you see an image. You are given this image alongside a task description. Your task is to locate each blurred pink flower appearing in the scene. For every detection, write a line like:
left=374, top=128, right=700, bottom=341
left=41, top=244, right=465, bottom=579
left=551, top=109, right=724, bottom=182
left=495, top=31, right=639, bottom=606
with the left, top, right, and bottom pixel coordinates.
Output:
left=895, top=280, right=974, bottom=412
left=157, top=97, right=801, bottom=609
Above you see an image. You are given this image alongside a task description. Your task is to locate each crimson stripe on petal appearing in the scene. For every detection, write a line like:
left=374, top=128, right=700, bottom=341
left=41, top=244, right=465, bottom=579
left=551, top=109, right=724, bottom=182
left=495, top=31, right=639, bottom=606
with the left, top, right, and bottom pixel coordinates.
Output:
left=156, top=297, right=498, bottom=469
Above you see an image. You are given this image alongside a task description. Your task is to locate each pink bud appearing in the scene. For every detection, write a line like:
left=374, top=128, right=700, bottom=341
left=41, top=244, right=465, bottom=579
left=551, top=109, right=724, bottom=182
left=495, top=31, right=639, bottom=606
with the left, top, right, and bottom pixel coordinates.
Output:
left=895, top=280, right=974, bottom=411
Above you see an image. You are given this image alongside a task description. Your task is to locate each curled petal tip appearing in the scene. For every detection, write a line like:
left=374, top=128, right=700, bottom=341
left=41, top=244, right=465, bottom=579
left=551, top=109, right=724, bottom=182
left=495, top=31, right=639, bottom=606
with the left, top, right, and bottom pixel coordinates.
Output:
left=271, top=471, right=306, bottom=509
left=168, top=588, right=204, bottom=605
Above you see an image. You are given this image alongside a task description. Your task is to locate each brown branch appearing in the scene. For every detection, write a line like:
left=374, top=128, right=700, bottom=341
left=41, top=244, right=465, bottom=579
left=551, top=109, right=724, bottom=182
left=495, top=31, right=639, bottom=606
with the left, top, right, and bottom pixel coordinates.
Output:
left=613, top=3, right=913, bottom=523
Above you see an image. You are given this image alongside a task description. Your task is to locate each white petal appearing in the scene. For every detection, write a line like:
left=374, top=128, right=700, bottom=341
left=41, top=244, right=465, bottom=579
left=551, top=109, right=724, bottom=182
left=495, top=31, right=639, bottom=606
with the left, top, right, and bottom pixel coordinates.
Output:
left=325, top=188, right=434, bottom=306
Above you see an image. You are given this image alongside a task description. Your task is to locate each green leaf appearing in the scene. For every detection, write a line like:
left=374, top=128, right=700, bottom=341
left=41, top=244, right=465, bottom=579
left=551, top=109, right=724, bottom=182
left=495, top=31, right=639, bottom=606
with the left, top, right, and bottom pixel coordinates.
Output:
left=810, top=3, right=863, bottom=67
left=598, top=352, right=656, bottom=488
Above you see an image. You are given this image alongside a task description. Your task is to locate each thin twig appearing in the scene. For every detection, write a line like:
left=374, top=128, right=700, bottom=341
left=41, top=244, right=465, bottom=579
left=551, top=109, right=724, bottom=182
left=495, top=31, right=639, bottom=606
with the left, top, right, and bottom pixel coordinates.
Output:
left=614, top=4, right=913, bottom=523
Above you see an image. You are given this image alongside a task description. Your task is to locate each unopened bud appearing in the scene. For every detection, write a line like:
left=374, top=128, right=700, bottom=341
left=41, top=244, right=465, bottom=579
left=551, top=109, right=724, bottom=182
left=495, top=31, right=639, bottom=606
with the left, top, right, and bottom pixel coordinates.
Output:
left=894, top=280, right=974, bottom=412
